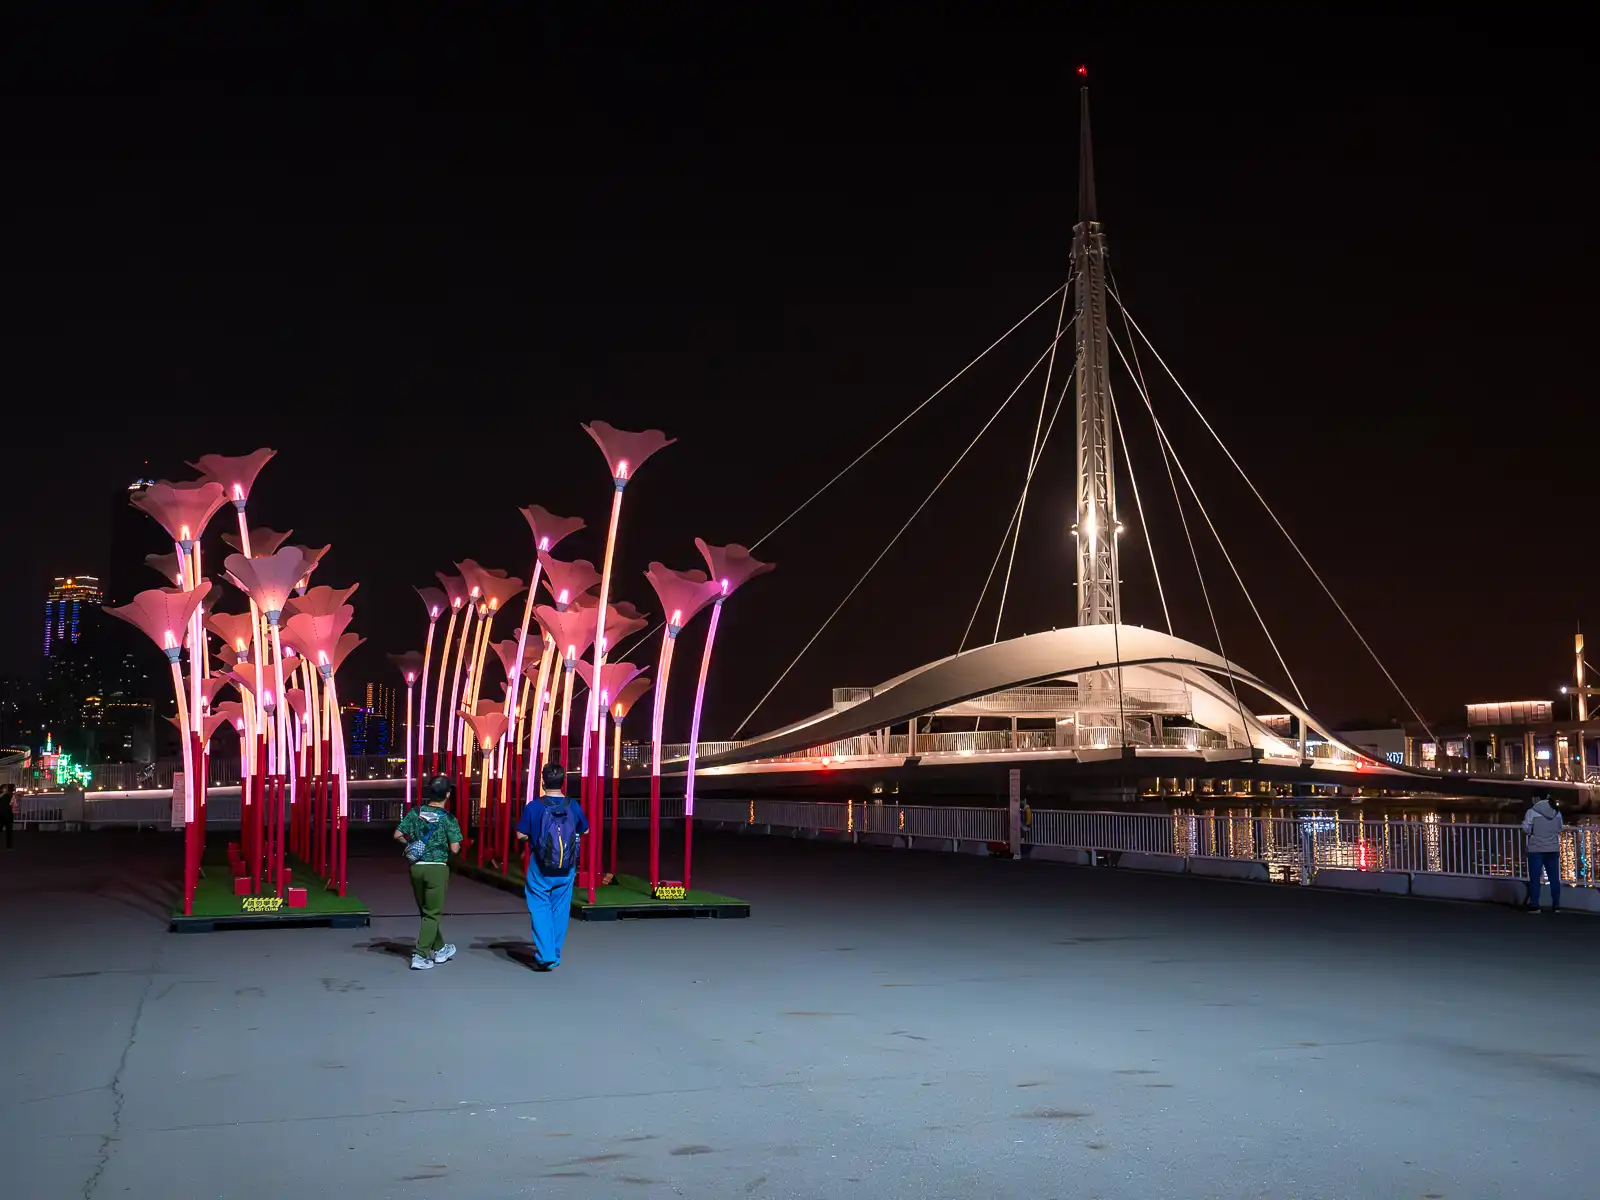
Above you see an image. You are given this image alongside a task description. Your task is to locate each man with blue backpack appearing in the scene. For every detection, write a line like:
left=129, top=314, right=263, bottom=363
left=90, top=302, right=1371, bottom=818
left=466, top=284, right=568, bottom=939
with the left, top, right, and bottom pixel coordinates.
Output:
left=515, top=762, right=589, bottom=969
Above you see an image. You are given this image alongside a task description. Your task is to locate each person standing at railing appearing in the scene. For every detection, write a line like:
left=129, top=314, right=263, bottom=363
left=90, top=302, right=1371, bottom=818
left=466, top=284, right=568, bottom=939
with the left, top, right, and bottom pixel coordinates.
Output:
left=1522, top=791, right=1564, bottom=913
left=0, top=784, right=14, bottom=850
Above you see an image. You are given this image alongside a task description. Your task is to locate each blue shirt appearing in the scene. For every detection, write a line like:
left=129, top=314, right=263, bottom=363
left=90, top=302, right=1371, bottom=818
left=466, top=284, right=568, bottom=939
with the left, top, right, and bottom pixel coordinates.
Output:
left=517, top=792, right=590, bottom=874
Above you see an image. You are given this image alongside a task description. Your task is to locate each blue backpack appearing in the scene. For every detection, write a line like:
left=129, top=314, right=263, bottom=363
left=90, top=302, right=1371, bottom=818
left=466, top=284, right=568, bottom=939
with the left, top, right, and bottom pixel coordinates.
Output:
left=534, top=801, right=579, bottom=874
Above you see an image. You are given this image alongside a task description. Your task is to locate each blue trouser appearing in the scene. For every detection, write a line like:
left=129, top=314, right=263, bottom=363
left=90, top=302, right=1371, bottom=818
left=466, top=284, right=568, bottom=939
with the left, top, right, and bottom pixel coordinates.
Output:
left=525, top=864, right=576, bottom=965
left=1528, top=851, right=1561, bottom=909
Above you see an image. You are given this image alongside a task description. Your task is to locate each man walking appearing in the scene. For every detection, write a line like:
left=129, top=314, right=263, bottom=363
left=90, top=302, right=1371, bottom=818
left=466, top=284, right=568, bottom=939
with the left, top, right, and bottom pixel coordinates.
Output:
left=1523, top=791, right=1564, bottom=912
left=516, top=763, right=589, bottom=970
left=394, top=776, right=463, bottom=969
left=1, top=784, right=14, bottom=850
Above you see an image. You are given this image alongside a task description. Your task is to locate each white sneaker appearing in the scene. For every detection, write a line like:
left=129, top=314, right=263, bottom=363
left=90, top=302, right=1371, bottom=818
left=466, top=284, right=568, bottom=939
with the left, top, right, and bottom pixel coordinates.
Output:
left=433, top=943, right=456, bottom=964
left=410, top=953, right=435, bottom=970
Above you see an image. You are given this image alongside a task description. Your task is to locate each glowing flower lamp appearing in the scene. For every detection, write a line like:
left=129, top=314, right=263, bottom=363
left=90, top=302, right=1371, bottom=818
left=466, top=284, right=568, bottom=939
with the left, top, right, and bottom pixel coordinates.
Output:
left=678, top=541, right=774, bottom=886
left=221, top=526, right=293, bottom=557
left=642, top=563, right=724, bottom=885
left=390, top=650, right=426, bottom=808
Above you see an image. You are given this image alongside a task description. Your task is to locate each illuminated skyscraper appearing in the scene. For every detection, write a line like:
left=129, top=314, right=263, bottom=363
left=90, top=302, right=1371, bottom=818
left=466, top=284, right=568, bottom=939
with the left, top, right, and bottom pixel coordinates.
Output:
left=43, top=575, right=103, bottom=659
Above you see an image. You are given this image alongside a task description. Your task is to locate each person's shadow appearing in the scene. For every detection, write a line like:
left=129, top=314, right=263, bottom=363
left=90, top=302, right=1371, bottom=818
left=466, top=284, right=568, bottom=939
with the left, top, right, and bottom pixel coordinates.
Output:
left=472, top=936, right=542, bottom=971
left=357, top=938, right=415, bottom=959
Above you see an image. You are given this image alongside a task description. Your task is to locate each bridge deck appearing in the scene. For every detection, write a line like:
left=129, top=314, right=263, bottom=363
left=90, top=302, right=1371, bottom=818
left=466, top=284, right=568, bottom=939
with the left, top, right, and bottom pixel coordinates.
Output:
left=4, top=829, right=1596, bottom=1198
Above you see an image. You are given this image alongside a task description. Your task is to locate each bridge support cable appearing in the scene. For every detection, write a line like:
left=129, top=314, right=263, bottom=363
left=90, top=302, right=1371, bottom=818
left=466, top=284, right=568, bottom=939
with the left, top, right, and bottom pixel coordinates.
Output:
left=750, top=279, right=1070, bottom=554
left=959, top=368, right=1073, bottom=653
left=993, top=280, right=1075, bottom=644
left=1111, top=293, right=1439, bottom=748
left=1106, top=381, right=1172, bottom=637
left=1109, top=336, right=1253, bottom=743
left=1108, top=328, right=1308, bottom=720
left=733, top=327, right=1072, bottom=741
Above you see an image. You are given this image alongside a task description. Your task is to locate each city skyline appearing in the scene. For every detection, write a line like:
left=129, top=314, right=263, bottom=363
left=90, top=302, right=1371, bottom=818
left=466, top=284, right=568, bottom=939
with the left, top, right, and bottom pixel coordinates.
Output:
left=1, top=20, right=1594, bottom=739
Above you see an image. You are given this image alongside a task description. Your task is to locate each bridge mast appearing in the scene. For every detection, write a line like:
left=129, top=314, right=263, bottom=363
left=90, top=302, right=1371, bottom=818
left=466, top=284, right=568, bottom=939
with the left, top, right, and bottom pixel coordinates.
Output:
left=1072, top=83, right=1120, bottom=631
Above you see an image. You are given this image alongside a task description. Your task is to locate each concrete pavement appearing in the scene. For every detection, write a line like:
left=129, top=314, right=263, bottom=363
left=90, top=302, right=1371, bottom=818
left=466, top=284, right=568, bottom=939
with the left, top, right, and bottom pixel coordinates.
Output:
left=3, top=826, right=1597, bottom=1199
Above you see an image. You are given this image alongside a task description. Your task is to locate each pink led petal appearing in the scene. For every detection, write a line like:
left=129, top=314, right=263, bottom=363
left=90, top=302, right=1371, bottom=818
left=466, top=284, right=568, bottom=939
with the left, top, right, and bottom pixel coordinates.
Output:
left=488, top=639, right=522, bottom=682
left=460, top=706, right=510, bottom=750
left=644, top=563, right=723, bottom=631
left=224, top=547, right=312, bottom=617
left=221, top=526, right=294, bottom=556
left=204, top=610, right=256, bottom=652
left=537, top=552, right=602, bottom=607
left=533, top=605, right=596, bottom=661
left=612, top=675, right=653, bottom=720
left=603, top=603, right=648, bottom=650
left=695, top=540, right=775, bottom=597
left=575, top=658, right=643, bottom=700
left=283, top=583, right=360, bottom=620
left=144, top=552, right=184, bottom=585
left=415, top=586, right=448, bottom=621
left=187, top=448, right=277, bottom=505
left=519, top=505, right=586, bottom=554
left=582, top=421, right=675, bottom=483
left=281, top=606, right=356, bottom=667
left=328, top=632, right=364, bottom=674
left=435, top=572, right=469, bottom=610
left=389, top=650, right=426, bottom=684
left=132, top=480, right=229, bottom=544
left=104, top=583, right=212, bottom=653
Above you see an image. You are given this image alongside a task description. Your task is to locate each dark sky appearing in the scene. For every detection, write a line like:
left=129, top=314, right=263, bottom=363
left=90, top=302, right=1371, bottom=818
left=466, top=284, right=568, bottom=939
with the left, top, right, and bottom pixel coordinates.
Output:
left=1, top=13, right=1594, bottom=739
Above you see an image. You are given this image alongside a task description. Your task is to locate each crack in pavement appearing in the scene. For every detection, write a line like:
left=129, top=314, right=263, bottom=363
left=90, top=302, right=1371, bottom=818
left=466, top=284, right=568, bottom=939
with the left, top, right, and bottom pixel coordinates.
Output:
left=81, top=945, right=164, bottom=1199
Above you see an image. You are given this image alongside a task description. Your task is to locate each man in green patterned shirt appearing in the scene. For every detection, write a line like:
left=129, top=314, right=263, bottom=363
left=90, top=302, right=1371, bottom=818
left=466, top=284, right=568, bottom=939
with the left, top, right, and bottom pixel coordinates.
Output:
left=393, top=776, right=463, bottom=970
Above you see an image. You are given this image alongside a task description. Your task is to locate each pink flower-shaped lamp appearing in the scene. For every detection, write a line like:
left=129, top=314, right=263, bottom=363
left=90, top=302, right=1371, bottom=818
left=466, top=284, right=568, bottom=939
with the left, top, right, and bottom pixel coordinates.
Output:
left=215, top=644, right=240, bottom=670
left=583, top=421, right=675, bottom=487
left=576, top=659, right=643, bottom=702
left=537, top=551, right=601, bottom=611
left=695, top=540, right=776, bottom=598
left=612, top=675, right=653, bottom=720
left=602, top=604, right=648, bottom=652
left=282, top=607, right=355, bottom=674
left=288, top=544, right=331, bottom=595
left=389, top=650, right=426, bottom=685
left=415, top=585, right=448, bottom=622
left=206, top=611, right=257, bottom=657
left=144, top=552, right=185, bottom=587
left=221, top=526, right=294, bottom=557
left=476, top=569, right=525, bottom=616
left=229, top=661, right=275, bottom=703
left=170, top=711, right=233, bottom=745
left=224, top=547, right=311, bottom=621
left=520, top=505, right=586, bottom=555
left=105, top=583, right=213, bottom=661
left=435, top=572, right=470, bottom=611
left=460, top=706, right=509, bottom=751
left=329, top=633, right=364, bottom=675
left=133, top=480, right=229, bottom=548
left=188, top=448, right=277, bottom=510
left=284, top=582, right=360, bottom=620
left=456, top=559, right=491, bottom=603
left=534, top=605, right=596, bottom=665
left=283, top=690, right=309, bottom=722
left=488, top=639, right=522, bottom=683
left=214, top=699, right=246, bottom=727
left=199, top=676, right=231, bottom=711
left=644, top=564, right=724, bottom=635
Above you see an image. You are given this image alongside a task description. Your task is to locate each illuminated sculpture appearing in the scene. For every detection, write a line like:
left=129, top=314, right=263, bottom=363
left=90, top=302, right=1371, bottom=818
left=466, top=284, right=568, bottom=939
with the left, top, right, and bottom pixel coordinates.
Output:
left=104, top=582, right=212, bottom=913
left=221, top=526, right=293, bottom=557
left=390, top=651, right=426, bottom=809
left=431, top=572, right=469, bottom=774
left=575, top=658, right=643, bottom=898
left=608, top=674, right=653, bottom=877
left=283, top=605, right=361, bottom=894
left=508, top=509, right=586, bottom=792
left=459, top=704, right=510, bottom=866
left=534, top=604, right=596, bottom=775
left=413, top=586, right=448, bottom=778
left=679, top=541, right=774, bottom=886
left=642, top=563, right=723, bottom=889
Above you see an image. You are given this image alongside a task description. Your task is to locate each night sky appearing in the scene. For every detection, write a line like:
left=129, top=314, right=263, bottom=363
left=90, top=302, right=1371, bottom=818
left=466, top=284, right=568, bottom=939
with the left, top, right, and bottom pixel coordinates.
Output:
left=2, top=13, right=1594, bottom=739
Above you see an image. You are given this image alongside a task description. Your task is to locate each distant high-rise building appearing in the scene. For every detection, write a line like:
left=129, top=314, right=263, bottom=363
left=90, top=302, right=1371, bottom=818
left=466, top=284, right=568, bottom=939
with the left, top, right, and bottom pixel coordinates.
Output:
left=364, top=683, right=399, bottom=739
left=43, top=575, right=102, bottom=660
left=344, top=702, right=392, bottom=757
left=42, top=576, right=106, bottom=758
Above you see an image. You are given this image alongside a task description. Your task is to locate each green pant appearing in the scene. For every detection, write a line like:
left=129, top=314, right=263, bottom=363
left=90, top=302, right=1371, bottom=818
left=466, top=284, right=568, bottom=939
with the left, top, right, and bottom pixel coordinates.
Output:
left=410, top=863, right=449, bottom=955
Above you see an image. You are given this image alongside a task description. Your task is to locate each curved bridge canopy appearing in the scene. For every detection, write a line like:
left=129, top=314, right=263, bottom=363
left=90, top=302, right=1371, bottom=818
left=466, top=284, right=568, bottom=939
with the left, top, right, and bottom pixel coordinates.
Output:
left=699, top=624, right=1367, bottom=771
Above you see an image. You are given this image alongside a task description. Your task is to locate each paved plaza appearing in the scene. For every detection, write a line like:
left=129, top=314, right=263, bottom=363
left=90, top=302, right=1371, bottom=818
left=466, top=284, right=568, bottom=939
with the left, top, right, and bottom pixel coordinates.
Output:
left=3, top=826, right=1597, bottom=1198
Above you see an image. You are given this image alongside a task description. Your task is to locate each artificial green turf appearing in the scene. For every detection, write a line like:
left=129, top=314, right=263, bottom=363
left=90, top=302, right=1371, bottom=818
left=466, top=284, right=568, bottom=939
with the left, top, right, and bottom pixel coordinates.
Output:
left=179, top=846, right=369, bottom=918
left=458, top=861, right=746, bottom=908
